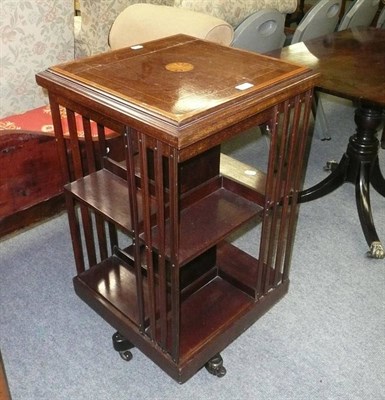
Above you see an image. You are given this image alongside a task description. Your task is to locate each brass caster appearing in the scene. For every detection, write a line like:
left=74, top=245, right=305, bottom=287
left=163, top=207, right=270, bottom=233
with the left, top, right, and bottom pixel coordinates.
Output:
left=119, top=350, right=133, bottom=362
left=323, top=160, right=338, bottom=172
left=366, top=241, right=385, bottom=259
left=205, top=353, right=227, bottom=378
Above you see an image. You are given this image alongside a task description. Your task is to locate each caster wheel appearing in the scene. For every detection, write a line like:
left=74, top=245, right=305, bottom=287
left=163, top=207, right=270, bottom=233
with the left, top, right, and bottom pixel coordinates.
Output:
left=323, top=160, right=338, bottom=172
left=119, top=350, right=133, bottom=362
left=112, top=331, right=134, bottom=361
left=205, top=353, right=227, bottom=378
left=213, top=365, right=226, bottom=377
left=366, top=241, right=385, bottom=259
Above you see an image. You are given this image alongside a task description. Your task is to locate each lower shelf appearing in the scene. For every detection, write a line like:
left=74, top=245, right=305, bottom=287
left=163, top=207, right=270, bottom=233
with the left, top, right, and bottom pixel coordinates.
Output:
left=73, top=242, right=289, bottom=383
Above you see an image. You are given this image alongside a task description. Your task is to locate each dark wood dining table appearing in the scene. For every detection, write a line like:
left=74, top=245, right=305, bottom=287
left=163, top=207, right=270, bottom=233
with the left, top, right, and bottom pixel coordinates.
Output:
left=269, top=27, right=385, bottom=258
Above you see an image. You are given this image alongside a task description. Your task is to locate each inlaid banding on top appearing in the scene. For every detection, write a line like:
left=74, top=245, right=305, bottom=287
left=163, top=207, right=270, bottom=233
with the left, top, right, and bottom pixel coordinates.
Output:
left=165, top=62, right=194, bottom=72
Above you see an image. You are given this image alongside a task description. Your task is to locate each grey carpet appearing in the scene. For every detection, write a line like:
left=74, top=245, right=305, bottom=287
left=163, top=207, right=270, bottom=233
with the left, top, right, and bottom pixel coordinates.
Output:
left=1, top=95, right=384, bottom=400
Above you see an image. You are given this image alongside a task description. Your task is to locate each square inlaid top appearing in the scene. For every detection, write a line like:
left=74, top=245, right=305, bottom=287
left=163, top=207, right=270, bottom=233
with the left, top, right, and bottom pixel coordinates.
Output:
left=37, top=35, right=317, bottom=148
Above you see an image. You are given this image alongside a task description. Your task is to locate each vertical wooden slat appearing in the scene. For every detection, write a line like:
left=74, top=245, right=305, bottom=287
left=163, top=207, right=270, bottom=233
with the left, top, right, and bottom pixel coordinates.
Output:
left=154, top=140, right=168, bottom=349
left=96, top=122, right=119, bottom=255
left=79, top=206, right=97, bottom=267
left=168, top=148, right=180, bottom=361
left=97, top=123, right=108, bottom=169
left=81, top=116, right=96, bottom=174
left=48, top=96, right=70, bottom=183
left=66, top=109, right=84, bottom=180
left=138, top=132, right=157, bottom=339
left=64, top=191, right=85, bottom=274
left=108, top=221, right=119, bottom=252
left=256, top=107, right=279, bottom=296
left=95, top=217, right=108, bottom=261
left=125, top=128, right=145, bottom=331
left=82, top=116, right=109, bottom=261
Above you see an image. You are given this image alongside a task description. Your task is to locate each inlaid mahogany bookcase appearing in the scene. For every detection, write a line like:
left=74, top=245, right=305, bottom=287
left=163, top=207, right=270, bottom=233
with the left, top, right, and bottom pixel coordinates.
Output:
left=36, top=34, right=317, bottom=383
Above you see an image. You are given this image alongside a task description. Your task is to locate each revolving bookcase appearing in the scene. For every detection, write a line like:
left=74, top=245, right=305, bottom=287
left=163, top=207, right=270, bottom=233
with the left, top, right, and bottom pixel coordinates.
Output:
left=36, top=34, right=317, bottom=383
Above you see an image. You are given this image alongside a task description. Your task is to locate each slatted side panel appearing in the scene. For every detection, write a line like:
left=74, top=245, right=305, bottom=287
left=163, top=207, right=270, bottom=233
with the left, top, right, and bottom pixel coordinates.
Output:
left=257, top=90, right=313, bottom=296
left=49, top=96, right=126, bottom=274
left=282, top=91, right=313, bottom=281
left=135, top=131, right=180, bottom=360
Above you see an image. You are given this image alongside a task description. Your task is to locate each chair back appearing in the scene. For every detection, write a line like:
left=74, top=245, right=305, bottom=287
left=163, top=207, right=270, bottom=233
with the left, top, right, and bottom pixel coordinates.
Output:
left=376, top=6, right=385, bottom=28
left=231, top=9, right=286, bottom=53
left=338, top=0, right=380, bottom=30
left=291, top=0, right=342, bottom=44
left=108, top=4, right=234, bottom=50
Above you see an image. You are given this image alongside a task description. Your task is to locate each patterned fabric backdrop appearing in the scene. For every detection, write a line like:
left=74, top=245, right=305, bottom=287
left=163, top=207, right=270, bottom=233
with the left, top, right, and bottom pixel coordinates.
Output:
left=0, top=0, right=74, bottom=118
left=76, top=0, right=174, bottom=58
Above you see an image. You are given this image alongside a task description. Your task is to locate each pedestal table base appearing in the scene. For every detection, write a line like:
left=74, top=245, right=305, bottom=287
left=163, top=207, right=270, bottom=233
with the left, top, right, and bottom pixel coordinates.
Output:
left=299, top=105, right=385, bottom=258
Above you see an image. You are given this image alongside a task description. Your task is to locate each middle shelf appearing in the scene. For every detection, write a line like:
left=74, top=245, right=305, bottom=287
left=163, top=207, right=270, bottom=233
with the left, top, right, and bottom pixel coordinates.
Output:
left=65, top=163, right=265, bottom=266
